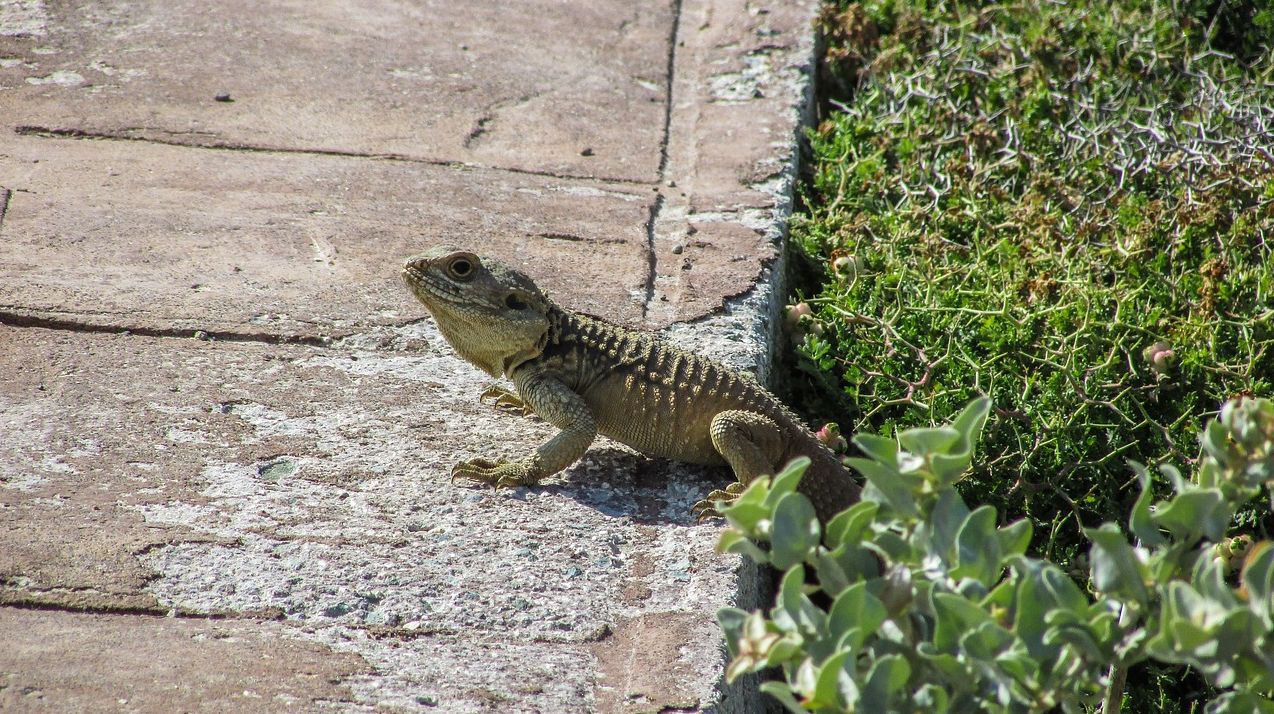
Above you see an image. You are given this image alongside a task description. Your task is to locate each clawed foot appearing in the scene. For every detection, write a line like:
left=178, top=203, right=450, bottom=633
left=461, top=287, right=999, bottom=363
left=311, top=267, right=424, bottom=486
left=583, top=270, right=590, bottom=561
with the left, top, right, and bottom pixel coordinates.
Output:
left=479, top=384, right=535, bottom=417
left=690, top=481, right=748, bottom=522
left=450, top=457, right=537, bottom=489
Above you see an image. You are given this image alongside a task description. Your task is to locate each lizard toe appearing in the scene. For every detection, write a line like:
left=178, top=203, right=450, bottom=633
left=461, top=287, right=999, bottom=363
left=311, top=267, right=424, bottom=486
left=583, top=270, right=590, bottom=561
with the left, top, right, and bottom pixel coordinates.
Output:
left=690, top=497, right=726, bottom=521
left=703, top=488, right=740, bottom=504
left=450, top=457, right=508, bottom=486
left=692, top=503, right=724, bottom=522
left=479, top=384, right=536, bottom=417
left=494, top=474, right=528, bottom=489
left=690, top=485, right=748, bottom=521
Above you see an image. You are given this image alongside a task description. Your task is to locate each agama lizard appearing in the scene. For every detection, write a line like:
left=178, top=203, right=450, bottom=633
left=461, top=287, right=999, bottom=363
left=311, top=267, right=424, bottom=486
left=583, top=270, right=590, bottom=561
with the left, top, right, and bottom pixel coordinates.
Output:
left=401, top=247, right=861, bottom=522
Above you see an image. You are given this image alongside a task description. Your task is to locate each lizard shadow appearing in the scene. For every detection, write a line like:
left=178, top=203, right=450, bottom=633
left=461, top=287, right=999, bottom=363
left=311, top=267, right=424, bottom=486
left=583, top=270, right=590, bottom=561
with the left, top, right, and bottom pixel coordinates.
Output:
left=502, top=445, right=732, bottom=526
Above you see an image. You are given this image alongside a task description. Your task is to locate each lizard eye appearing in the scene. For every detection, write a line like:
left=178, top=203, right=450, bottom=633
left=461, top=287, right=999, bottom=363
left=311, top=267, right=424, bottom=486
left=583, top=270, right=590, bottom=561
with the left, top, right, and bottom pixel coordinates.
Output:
left=448, top=258, right=474, bottom=280
left=505, top=293, right=528, bottom=310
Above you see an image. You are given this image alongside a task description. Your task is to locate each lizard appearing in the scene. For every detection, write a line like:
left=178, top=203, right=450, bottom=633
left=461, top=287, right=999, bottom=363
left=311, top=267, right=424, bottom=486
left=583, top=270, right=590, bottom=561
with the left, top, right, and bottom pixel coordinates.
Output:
left=400, top=246, right=861, bottom=523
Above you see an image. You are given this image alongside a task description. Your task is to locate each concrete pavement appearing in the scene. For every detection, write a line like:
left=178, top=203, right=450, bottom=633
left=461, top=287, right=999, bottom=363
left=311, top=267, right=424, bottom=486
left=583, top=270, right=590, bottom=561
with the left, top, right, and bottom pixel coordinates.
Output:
left=0, top=0, right=818, bottom=710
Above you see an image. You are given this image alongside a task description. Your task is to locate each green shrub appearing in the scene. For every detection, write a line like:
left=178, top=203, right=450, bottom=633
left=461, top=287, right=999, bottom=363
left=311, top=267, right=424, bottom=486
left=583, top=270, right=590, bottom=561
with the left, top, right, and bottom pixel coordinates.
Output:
left=717, top=397, right=1274, bottom=713
left=789, top=1, right=1274, bottom=707
left=794, top=0, right=1274, bottom=575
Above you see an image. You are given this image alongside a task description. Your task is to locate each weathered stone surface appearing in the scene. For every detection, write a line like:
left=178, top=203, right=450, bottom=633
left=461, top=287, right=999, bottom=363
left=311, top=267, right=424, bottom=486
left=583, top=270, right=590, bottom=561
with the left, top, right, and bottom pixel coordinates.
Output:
left=0, top=0, right=670, bottom=182
left=3, top=327, right=205, bottom=612
left=0, top=322, right=744, bottom=710
left=592, top=612, right=724, bottom=712
left=0, top=0, right=818, bottom=334
left=0, top=0, right=822, bottom=709
left=0, top=133, right=655, bottom=336
left=644, top=0, right=816, bottom=327
left=0, top=608, right=368, bottom=712
left=668, top=0, right=816, bottom=213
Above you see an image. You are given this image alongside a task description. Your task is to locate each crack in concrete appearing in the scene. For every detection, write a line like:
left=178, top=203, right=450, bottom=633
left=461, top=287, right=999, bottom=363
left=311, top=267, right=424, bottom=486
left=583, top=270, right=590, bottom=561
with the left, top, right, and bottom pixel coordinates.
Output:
left=640, top=0, right=685, bottom=319
left=0, top=596, right=281, bottom=620
left=0, top=187, right=10, bottom=234
left=0, top=598, right=169, bottom=618
left=462, top=113, right=493, bottom=149
left=641, top=193, right=665, bottom=319
left=0, top=310, right=336, bottom=347
left=656, top=0, right=683, bottom=179
left=461, top=90, right=544, bottom=150
left=13, top=125, right=652, bottom=187
left=533, top=231, right=625, bottom=245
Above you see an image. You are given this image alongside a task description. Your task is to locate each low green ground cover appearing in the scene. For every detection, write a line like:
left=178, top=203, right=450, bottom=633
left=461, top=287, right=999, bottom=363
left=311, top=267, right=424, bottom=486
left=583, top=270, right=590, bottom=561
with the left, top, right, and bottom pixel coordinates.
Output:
left=780, top=0, right=1274, bottom=708
left=790, top=0, right=1273, bottom=568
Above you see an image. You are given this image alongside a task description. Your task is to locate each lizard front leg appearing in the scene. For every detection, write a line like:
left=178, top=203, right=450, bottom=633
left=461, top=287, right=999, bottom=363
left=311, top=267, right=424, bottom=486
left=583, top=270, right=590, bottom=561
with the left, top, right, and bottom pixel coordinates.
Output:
left=479, top=383, right=535, bottom=417
left=453, top=372, right=597, bottom=489
left=692, top=410, right=785, bottom=520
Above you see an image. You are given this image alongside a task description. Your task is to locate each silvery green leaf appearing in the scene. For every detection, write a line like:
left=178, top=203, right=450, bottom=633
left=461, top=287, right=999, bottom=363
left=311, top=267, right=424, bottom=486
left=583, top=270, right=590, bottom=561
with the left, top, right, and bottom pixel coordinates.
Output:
left=716, top=607, right=748, bottom=656
left=759, top=681, right=808, bottom=714
left=899, top=425, right=960, bottom=455
left=854, top=432, right=898, bottom=464
left=828, top=580, right=887, bottom=647
left=847, top=457, right=919, bottom=517
left=770, top=492, right=821, bottom=571
left=861, top=654, right=911, bottom=710
left=766, top=456, right=811, bottom=509
left=1127, top=461, right=1166, bottom=547
left=1153, top=489, right=1228, bottom=542
left=811, top=649, right=853, bottom=710
left=825, top=500, right=879, bottom=549
left=1085, top=524, right=1148, bottom=604
left=953, top=505, right=1001, bottom=586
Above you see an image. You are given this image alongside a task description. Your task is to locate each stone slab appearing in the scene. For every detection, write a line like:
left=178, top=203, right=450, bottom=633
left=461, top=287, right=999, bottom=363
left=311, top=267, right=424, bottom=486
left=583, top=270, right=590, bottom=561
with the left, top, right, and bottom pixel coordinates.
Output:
left=0, top=133, right=655, bottom=336
left=0, top=0, right=824, bottom=710
left=667, top=0, right=816, bottom=213
left=0, top=0, right=670, bottom=182
left=0, top=322, right=746, bottom=710
left=0, top=607, right=369, bottom=712
left=0, top=0, right=821, bottom=339
left=641, top=0, right=817, bottom=327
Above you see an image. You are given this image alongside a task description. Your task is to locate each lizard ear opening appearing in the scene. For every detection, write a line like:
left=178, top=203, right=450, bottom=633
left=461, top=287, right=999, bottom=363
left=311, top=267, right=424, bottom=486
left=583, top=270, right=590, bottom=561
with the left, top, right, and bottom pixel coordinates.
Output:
left=505, top=292, right=529, bottom=310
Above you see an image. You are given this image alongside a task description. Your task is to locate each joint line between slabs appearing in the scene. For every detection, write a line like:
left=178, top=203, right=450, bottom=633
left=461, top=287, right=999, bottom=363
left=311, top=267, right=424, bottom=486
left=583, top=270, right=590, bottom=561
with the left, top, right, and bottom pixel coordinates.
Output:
left=0, top=310, right=334, bottom=347
left=656, top=0, right=683, bottom=180
left=12, top=125, right=653, bottom=188
left=641, top=193, right=666, bottom=319
left=642, top=0, right=684, bottom=319
left=0, top=187, right=10, bottom=234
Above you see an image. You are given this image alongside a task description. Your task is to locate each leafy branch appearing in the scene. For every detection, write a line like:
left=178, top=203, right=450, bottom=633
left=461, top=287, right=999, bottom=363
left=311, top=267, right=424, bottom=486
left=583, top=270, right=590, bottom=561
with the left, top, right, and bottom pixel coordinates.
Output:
left=717, top=397, right=1274, bottom=712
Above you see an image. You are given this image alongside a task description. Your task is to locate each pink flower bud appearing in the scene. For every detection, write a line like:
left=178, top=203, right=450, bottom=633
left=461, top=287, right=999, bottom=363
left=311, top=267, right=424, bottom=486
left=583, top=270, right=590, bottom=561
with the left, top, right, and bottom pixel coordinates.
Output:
left=1142, top=341, right=1175, bottom=377
left=816, top=422, right=848, bottom=453
left=832, top=255, right=859, bottom=279
left=784, top=302, right=813, bottom=331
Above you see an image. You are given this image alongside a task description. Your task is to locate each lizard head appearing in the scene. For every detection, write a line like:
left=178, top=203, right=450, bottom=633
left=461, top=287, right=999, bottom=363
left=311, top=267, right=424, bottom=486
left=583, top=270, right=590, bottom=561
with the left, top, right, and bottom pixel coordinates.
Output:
left=401, top=247, right=551, bottom=378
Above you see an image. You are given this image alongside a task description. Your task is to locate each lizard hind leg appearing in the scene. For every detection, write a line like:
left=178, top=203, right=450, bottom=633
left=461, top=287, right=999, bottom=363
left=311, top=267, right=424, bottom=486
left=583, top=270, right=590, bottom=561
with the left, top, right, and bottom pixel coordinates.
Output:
left=691, top=410, right=786, bottom=520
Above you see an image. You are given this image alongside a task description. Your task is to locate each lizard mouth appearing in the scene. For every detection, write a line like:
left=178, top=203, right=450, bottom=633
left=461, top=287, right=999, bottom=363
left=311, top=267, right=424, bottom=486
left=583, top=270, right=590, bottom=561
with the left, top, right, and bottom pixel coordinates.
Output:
left=401, top=265, right=434, bottom=300
left=400, top=264, right=425, bottom=285
left=401, top=264, right=463, bottom=308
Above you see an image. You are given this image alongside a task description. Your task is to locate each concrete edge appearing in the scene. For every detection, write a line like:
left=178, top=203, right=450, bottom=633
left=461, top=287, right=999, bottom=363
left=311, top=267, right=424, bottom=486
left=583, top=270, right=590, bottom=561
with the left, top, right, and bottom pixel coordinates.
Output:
left=660, top=11, right=819, bottom=713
